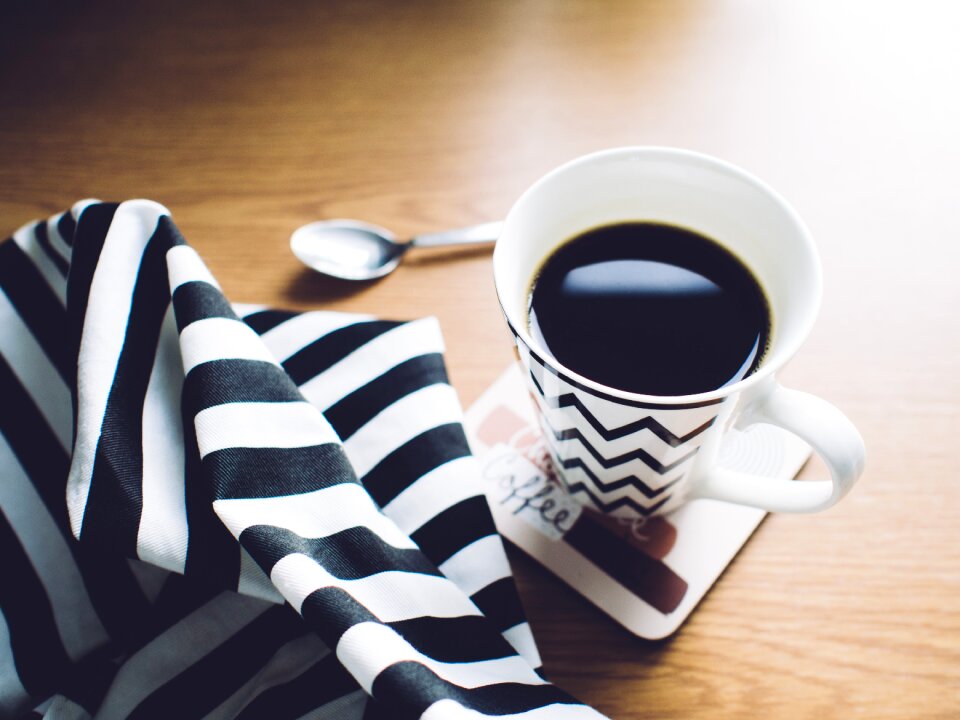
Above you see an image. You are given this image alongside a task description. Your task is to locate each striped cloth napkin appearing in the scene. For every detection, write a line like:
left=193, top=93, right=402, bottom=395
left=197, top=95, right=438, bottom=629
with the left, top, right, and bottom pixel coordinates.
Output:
left=0, top=200, right=607, bottom=720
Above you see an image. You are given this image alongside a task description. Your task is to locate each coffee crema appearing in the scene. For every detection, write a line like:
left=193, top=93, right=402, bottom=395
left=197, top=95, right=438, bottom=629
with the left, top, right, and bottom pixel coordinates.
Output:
left=527, top=222, right=771, bottom=396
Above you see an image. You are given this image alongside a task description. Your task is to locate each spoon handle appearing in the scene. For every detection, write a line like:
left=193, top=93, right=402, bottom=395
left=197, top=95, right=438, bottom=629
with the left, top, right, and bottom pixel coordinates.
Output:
left=410, top=221, right=503, bottom=248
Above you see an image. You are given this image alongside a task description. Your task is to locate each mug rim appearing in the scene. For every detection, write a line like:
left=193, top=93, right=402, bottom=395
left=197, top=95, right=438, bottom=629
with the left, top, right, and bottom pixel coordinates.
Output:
left=493, top=146, right=824, bottom=406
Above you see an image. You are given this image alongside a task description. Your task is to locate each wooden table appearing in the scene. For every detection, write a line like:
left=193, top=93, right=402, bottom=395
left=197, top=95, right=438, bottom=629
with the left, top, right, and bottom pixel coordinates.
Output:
left=2, top=1, right=958, bottom=717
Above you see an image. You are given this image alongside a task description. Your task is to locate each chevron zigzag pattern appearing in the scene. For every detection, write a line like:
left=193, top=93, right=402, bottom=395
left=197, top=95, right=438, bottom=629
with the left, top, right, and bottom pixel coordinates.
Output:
left=542, top=446, right=685, bottom=499
left=539, top=417, right=700, bottom=474
left=527, top=369, right=718, bottom=445
left=541, top=418, right=696, bottom=499
left=560, top=480, right=674, bottom=517
left=518, top=328, right=724, bottom=519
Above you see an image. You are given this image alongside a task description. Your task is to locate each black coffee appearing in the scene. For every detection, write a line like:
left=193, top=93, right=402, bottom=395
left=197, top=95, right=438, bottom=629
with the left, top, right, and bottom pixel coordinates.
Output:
left=527, top=222, right=771, bottom=396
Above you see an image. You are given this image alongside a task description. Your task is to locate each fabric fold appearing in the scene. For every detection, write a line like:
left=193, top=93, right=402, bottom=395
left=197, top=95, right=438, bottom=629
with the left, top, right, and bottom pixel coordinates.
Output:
left=0, top=201, right=606, bottom=719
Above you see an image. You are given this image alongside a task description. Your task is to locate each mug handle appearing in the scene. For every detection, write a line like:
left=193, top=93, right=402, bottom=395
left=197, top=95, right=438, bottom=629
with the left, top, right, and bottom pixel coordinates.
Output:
left=692, top=383, right=866, bottom=512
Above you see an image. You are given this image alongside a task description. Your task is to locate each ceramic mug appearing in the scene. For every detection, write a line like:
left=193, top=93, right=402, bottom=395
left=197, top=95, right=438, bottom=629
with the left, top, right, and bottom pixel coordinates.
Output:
left=493, top=147, right=865, bottom=518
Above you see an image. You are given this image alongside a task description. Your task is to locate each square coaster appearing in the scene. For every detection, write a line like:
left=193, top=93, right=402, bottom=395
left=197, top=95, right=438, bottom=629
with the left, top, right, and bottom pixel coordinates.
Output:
left=464, top=363, right=811, bottom=639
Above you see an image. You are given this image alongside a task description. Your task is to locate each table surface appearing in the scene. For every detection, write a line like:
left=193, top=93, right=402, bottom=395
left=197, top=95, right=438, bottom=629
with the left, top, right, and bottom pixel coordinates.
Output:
left=2, top=1, right=958, bottom=717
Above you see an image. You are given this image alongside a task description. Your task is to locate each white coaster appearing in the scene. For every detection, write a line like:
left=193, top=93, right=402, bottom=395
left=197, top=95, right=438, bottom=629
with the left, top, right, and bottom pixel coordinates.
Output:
left=465, top=363, right=811, bottom=639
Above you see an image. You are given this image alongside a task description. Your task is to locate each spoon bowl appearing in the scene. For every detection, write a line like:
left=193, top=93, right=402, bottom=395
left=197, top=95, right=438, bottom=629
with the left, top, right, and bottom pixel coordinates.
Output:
left=290, top=220, right=408, bottom=281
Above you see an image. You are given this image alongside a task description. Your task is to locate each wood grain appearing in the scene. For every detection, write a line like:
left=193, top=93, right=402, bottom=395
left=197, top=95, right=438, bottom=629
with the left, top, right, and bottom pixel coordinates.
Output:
left=2, top=1, right=958, bottom=717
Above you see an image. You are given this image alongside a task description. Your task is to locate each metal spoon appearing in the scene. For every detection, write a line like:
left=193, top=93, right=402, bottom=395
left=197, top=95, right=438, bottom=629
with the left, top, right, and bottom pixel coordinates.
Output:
left=290, top=219, right=502, bottom=281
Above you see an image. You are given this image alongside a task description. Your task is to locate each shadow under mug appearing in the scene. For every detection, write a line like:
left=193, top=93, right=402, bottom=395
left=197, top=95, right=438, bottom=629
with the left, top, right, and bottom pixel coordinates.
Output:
left=493, top=147, right=865, bottom=518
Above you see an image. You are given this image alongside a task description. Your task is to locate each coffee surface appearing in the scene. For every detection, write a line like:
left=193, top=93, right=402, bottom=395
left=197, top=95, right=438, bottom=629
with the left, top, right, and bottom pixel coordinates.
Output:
left=527, top=222, right=770, bottom=396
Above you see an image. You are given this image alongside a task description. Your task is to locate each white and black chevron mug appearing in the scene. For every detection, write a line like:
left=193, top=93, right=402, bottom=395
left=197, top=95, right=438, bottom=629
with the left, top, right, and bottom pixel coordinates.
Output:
left=493, top=147, right=865, bottom=518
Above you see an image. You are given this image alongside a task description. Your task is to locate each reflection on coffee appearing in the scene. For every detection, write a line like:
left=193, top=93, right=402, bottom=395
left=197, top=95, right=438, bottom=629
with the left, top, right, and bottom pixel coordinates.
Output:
left=527, top=222, right=771, bottom=396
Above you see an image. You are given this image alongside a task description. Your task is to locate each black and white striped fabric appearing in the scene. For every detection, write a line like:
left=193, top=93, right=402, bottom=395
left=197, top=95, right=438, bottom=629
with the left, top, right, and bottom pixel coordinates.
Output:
left=0, top=200, right=606, bottom=719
